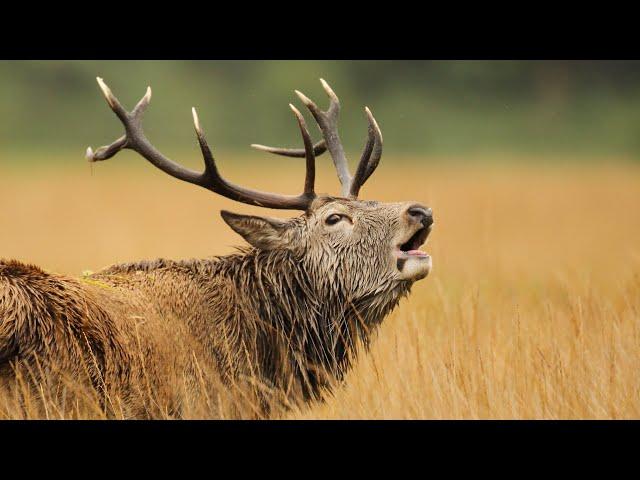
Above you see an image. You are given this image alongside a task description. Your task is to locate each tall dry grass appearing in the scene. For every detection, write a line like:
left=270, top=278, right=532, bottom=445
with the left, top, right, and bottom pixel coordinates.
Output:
left=1, top=154, right=639, bottom=418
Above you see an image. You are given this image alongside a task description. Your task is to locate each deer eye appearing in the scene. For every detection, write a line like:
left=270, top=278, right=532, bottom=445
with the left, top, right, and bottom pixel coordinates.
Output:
left=325, top=214, right=344, bottom=226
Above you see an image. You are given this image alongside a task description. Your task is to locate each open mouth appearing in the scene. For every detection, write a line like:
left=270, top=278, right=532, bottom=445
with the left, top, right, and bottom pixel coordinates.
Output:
left=396, top=225, right=432, bottom=259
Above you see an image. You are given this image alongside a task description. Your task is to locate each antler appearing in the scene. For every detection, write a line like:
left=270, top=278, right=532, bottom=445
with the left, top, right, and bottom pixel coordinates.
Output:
left=86, top=78, right=316, bottom=210
left=250, top=79, right=383, bottom=199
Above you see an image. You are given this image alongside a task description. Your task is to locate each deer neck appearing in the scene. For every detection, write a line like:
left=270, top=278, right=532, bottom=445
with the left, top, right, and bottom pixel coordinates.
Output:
left=223, top=248, right=413, bottom=396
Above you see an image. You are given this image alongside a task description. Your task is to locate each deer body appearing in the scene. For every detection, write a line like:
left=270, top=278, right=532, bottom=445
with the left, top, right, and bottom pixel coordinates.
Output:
left=0, top=80, right=433, bottom=418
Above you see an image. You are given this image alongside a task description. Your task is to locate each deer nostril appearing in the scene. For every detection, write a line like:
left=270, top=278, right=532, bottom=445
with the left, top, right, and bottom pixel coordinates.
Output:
left=408, top=206, right=433, bottom=227
left=408, top=207, right=427, bottom=217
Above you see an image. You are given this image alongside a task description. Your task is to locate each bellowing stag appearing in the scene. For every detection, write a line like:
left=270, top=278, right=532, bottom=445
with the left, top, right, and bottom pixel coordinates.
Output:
left=0, top=78, right=433, bottom=418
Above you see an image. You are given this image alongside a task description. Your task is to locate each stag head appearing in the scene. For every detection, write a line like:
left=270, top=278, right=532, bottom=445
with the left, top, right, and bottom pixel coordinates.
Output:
left=87, top=78, right=433, bottom=294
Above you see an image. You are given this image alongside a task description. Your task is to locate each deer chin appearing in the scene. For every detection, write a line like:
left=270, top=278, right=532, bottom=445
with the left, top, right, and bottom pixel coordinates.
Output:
left=394, top=225, right=432, bottom=281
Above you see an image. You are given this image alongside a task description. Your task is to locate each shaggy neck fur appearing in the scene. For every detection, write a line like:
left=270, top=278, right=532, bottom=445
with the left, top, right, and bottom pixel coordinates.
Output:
left=100, top=247, right=413, bottom=404
left=215, top=248, right=412, bottom=401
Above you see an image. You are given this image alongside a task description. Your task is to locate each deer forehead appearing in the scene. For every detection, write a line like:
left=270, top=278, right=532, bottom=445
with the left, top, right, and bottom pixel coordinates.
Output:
left=309, top=197, right=404, bottom=215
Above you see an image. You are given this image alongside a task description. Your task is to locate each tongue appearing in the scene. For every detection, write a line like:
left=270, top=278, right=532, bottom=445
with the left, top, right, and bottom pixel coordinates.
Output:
left=407, top=250, right=429, bottom=257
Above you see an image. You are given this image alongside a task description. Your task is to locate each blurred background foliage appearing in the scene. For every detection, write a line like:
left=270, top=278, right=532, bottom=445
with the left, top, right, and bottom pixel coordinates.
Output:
left=1, top=60, right=640, bottom=164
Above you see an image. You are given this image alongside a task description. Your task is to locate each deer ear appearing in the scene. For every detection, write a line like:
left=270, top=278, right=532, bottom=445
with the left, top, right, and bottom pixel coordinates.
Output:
left=220, top=210, right=289, bottom=250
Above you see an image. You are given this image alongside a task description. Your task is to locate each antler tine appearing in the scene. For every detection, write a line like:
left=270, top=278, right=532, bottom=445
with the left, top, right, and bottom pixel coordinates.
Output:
left=319, top=78, right=340, bottom=118
left=132, top=86, right=152, bottom=118
left=349, top=107, right=384, bottom=198
left=361, top=107, right=383, bottom=183
left=96, top=77, right=129, bottom=123
left=88, top=78, right=315, bottom=211
left=288, top=104, right=316, bottom=196
left=250, top=139, right=327, bottom=158
left=295, top=79, right=352, bottom=197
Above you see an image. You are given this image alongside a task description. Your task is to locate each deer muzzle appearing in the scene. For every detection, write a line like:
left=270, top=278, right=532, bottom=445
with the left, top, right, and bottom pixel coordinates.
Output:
left=395, top=205, right=434, bottom=280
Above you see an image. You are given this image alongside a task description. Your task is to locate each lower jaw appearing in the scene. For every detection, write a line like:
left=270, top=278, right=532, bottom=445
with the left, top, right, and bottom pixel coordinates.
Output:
left=396, top=254, right=432, bottom=280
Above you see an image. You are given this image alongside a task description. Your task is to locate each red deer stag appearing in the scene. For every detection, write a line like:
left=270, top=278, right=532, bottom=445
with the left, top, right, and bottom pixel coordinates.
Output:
left=0, top=78, right=433, bottom=418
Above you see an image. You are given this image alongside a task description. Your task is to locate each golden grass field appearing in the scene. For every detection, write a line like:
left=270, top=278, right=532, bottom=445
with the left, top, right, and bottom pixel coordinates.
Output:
left=1, top=153, right=639, bottom=419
